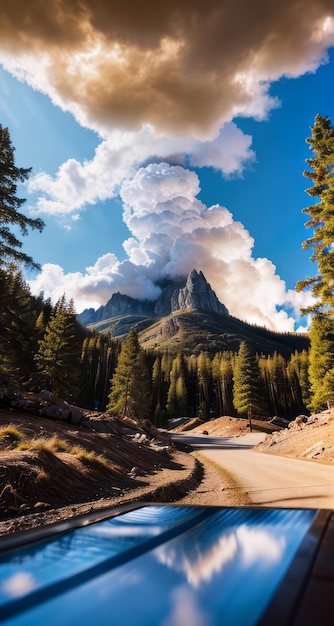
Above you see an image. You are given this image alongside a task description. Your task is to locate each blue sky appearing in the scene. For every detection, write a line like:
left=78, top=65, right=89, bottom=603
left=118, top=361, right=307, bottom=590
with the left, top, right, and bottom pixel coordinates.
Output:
left=0, top=1, right=334, bottom=332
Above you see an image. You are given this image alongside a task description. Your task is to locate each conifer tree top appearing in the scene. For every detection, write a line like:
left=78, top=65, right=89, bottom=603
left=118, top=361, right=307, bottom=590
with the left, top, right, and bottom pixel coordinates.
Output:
left=0, top=124, right=44, bottom=270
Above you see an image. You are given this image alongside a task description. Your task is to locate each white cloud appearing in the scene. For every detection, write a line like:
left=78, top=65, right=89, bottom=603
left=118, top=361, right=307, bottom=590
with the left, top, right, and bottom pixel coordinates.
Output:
left=29, top=163, right=312, bottom=330
left=27, top=124, right=254, bottom=219
left=2, top=572, right=37, bottom=598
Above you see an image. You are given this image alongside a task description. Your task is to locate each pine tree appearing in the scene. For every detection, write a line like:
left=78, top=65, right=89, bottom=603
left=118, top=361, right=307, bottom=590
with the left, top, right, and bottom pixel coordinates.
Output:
left=152, top=356, right=167, bottom=425
left=0, top=125, right=44, bottom=269
left=176, top=375, right=188, bottom=416
left=166, top=375, right=178, bottom=418
left=287, top=350, right=310, bottom=414
left=107, top=328, right=151, bottom=420
left=0, top=266, right=43, bottom=383
left=308, top=313, right=334, bottom=411
left=34, top=295, right=81, bottom=401
left=211, top=353, right=223, bottom=416
left=219, top=352, right=235, bottom=416
left=77, top=333, right=119, bottom=410
left=185, top=354, right=198, bottom=417
left=295, top=115, right=334, bottom=410
left=296, top=115, right=334, bottom=313
left=197, top=352, right=211, bottom=419
left=159, top=352, right=173, bottom=414
left=165, top=354, right=188, bottom=418
left=233, top=341, right=267, bottom=422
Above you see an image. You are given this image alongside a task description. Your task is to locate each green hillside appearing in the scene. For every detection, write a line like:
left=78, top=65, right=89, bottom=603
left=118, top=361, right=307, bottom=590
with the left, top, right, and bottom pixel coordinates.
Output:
left=86, top=315, right=155, bottom=337
left=91, top=307, right=309, bottom=356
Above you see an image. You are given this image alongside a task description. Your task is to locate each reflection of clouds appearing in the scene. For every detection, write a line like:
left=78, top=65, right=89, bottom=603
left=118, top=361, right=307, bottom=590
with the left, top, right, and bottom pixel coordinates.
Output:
left=156, top=534, right=237, bottom=588
left=88, top=525, right=162, bottom=539
left=2, top=572, right=37, bottom=597
left=163, top=586, right=210, bottom=626
left=190, top=535, right=237, bottom=587
left=237, top=526, right=285, bottom=565
left=156, top=527, right=285, bottom=587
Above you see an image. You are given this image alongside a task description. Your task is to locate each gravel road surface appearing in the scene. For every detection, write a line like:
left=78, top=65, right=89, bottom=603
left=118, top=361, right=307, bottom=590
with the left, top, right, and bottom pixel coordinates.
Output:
left=173, top=432, right=334, bottom=509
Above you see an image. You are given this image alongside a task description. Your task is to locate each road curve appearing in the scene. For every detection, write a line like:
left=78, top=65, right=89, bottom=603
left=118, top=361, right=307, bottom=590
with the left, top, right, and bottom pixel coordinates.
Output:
left=172, top=432, right=334, bottom=509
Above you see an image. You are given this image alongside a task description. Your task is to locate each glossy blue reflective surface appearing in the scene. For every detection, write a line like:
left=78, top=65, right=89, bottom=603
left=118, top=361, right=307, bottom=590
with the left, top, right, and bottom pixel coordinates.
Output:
left=0, top=505, right=204, bottom=607
left=0, top=506, right=316, bottom=625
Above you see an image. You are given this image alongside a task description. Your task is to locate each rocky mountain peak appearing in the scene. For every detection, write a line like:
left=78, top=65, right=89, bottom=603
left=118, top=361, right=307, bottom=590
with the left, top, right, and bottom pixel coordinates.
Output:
left=171, top=269, right=229, bottom=316
left=78, top=269, right=229, bottom=325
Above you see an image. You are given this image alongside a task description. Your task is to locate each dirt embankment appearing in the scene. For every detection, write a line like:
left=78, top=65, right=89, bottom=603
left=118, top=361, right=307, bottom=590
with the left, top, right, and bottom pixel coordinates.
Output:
left=177, top=411, right=334, bottom=465
left=254, top=409, right=334, bottom=463
left=0, top=408, right=203, bottom=535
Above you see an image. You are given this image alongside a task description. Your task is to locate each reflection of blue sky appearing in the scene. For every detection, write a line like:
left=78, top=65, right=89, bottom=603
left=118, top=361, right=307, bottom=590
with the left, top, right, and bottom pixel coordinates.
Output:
left=0, top=507, right=316, bottom=626
left=0, top=506, right=202, bottom=604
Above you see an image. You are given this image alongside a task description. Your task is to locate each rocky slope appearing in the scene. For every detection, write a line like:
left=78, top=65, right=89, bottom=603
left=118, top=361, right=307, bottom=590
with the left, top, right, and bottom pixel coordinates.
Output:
left=78, top=269, right=228, bottom=325
left=78, top=269, right=309, bottom=356
left=255, top=409, right=334, bottom=463
left=178, top=410, right=334, bottom=465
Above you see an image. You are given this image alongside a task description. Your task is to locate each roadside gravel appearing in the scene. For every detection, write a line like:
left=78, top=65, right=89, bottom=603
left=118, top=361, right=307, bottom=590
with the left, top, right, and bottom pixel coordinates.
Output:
left=176, top=451, right=251, bottom=507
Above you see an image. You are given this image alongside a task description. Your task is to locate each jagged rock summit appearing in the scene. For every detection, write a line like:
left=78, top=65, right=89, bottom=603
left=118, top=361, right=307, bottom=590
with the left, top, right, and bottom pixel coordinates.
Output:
left=78, top=269, right=229, bottom=325
left=171, top=270, right=228, bottom=316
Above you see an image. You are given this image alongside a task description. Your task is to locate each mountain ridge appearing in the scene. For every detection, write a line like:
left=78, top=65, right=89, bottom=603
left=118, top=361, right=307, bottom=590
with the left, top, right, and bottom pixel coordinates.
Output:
left=78, top=269, right=228, bottom=325
left=77, top=269, right=309, bottom=356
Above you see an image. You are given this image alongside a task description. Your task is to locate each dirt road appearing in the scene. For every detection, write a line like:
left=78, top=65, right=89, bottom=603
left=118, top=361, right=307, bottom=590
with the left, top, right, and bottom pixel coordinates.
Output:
left=172, top=432, right=334, bottom=509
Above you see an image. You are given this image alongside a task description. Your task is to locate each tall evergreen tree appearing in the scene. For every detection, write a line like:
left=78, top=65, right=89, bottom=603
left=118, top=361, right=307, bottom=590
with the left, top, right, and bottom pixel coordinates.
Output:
left=34, top=295, right=81, bottom=401
left=296, top=114, right=334, bottom=313
left=197, top=351, right=211, bottom=418
left=0, top=266, right=43, bottom=384
left=166, top=355, right=188, bottom=417
left=78, top=334, right=118, bottom=410
left=107, top=328, right=151, bottom=420
left=152, top=356, right=167, bottom=425
left=211, top=353, right=223, bottom=416
left=219, top=352, right=235, bottom=416
left=166, top=375, right=178, bottom=418
left=287, top=350, right=310, bottom=413
left=308, top=313, right=334, bottom=410
left=0, top=124, right=44, bottom=269
left=233, top=341, right=267, bottom=421
left=176, top=375, right=188, bottom=416
left=295, top=115, right=334, bottom=409
left=186, top=354, right=198, bottom=417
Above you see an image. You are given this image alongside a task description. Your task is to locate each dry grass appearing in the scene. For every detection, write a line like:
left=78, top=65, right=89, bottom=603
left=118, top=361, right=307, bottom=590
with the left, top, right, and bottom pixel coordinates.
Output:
left=70, top=445, right=111, bottom=470
left=36, top=470, right=50, bottom=483
left=0, top=426, right=22, bottom=446
left=1, top=430, right=113, bottom=477
left=0, top=408, right=179, bottom=518
left=16, top=435, right=69, bottom=453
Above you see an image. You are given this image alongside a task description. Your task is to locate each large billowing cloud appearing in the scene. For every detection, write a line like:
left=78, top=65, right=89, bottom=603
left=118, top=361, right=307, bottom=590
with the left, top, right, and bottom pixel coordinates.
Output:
left=0, top=1, right=333, bottom=137
left=29, top=163, right=314, bottom=331
left=1, top=1, right=329, bottom=330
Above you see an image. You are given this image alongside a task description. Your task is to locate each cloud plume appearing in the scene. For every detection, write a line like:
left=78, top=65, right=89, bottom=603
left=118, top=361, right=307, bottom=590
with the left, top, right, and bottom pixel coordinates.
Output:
left=29, top=163, right=314, bottom=331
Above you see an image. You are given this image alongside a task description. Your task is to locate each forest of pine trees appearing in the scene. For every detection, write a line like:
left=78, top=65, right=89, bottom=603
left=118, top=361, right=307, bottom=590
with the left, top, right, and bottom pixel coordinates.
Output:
left=0, top=263, right=311, bottom=424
